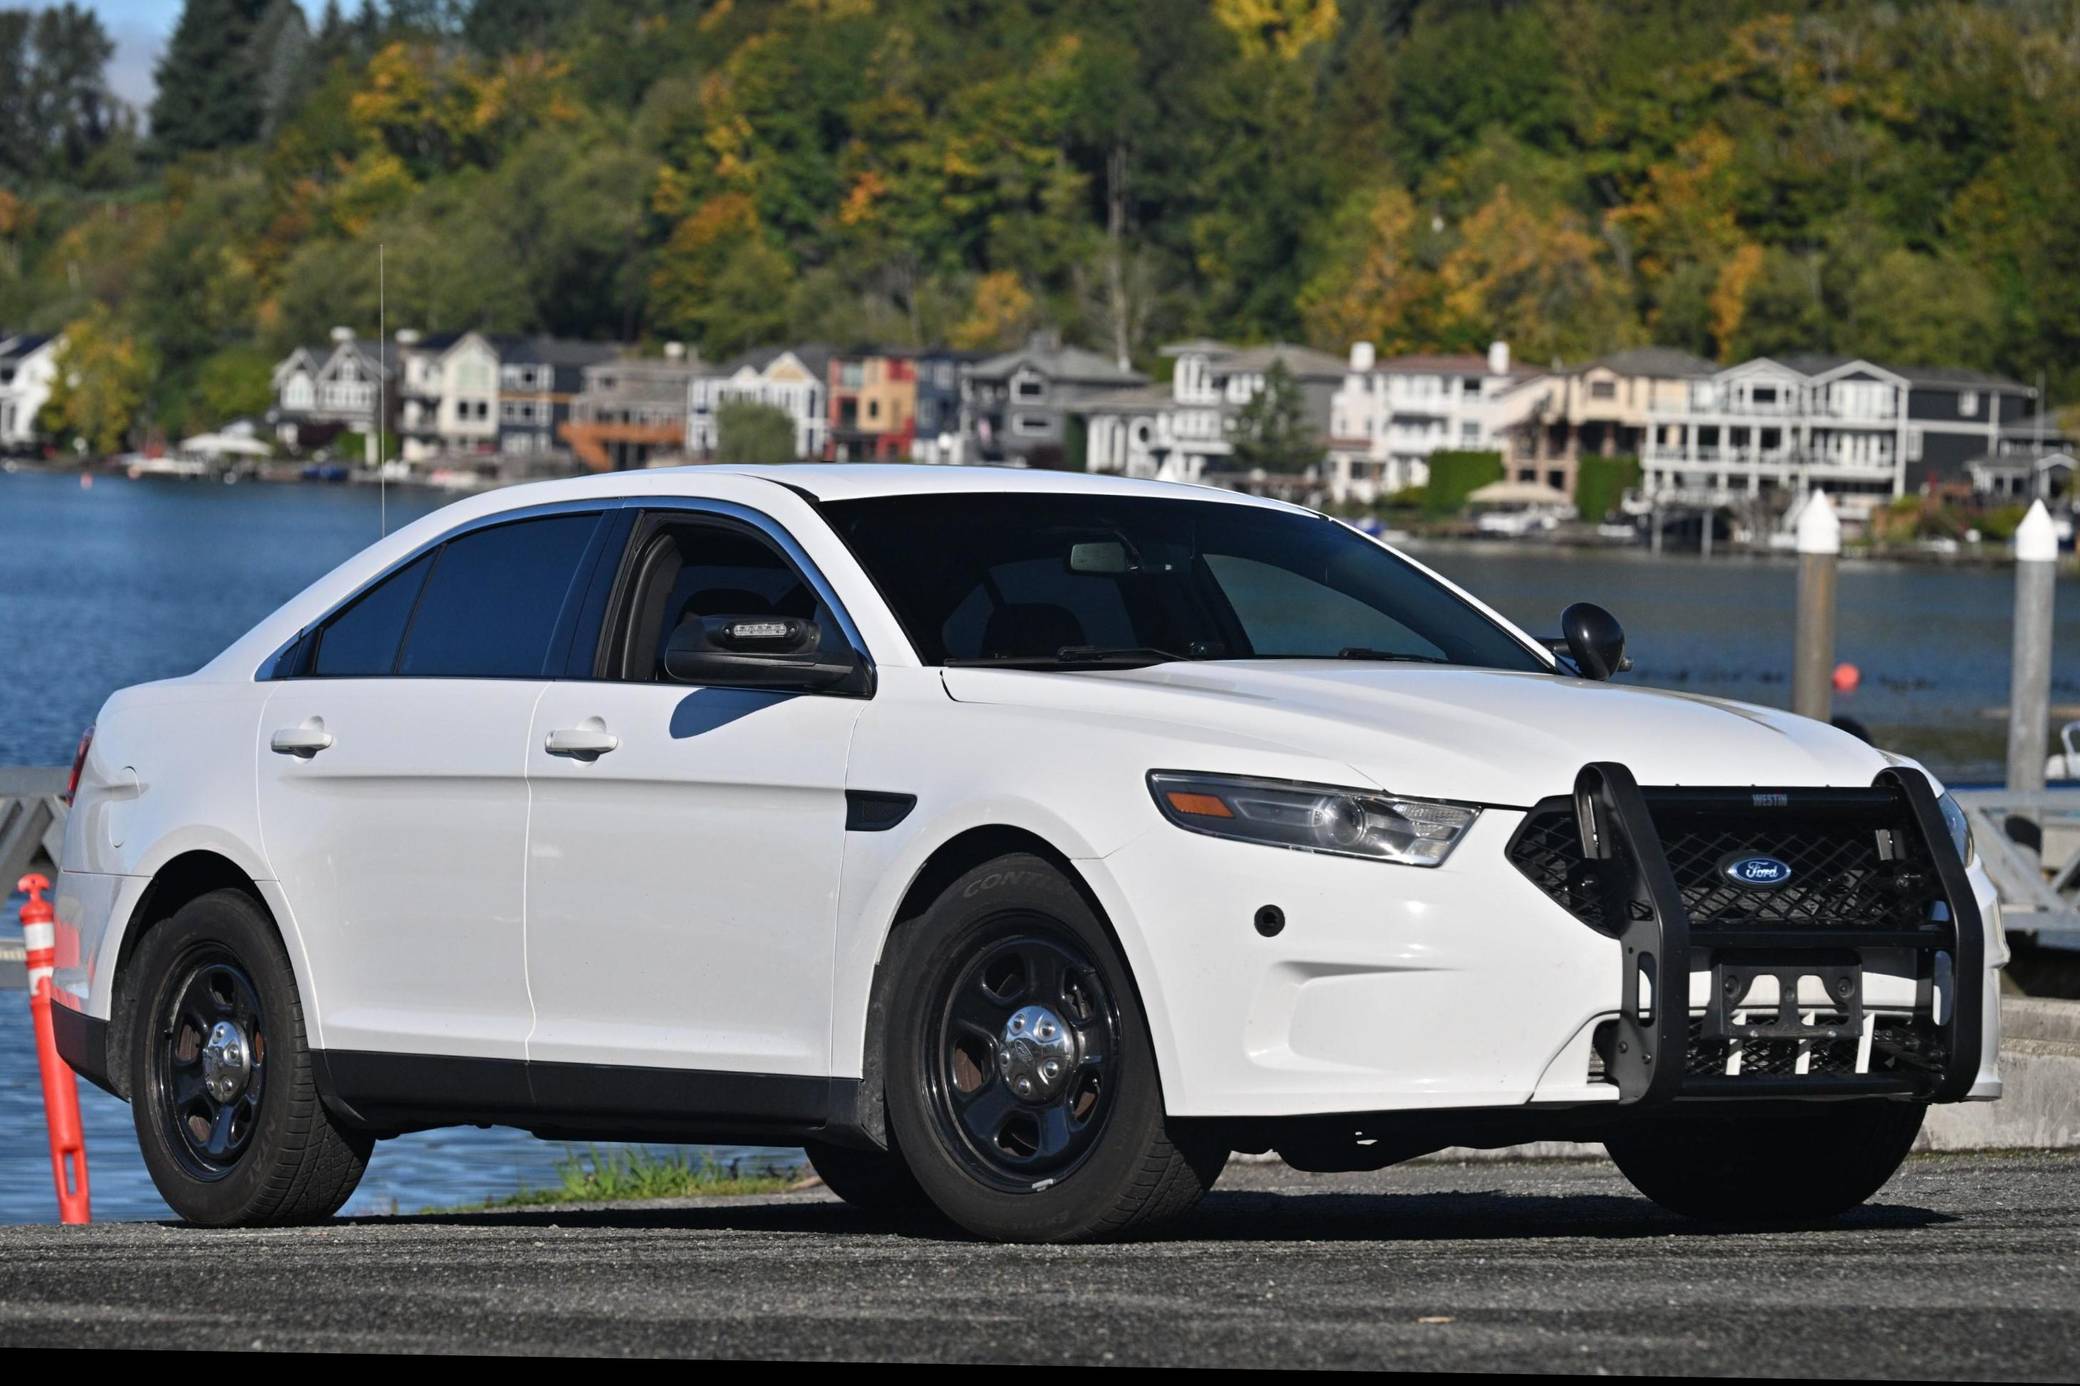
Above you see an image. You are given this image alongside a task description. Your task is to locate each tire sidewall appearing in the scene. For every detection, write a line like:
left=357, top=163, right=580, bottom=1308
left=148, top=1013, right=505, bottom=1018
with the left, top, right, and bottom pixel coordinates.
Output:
left=884, top=854, right=1172, bottom=1241
left=128, top=889, right=314, bottom=1226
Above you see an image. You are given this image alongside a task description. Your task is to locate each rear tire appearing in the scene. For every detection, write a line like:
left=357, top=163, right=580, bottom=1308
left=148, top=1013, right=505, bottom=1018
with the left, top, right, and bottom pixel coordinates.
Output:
left=128, top=888, right=372, bottom=1226
left=1606, top=1100, right=1925, bottom=1224
left=883, top=852, right=1227, bottom=1242
left=803, top=1137, right=928, bottom=1212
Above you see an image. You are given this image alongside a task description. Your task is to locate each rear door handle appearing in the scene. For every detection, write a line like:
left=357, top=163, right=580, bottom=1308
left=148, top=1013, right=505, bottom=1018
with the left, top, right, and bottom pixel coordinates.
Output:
left=544, top=726, right=620, bottom=759
left=269, top=726, right=334, bottom=758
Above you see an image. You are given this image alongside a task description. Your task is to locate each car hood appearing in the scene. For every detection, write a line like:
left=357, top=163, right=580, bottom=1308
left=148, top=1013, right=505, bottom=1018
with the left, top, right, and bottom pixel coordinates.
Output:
left=941, top=661, right=1894, bottom=807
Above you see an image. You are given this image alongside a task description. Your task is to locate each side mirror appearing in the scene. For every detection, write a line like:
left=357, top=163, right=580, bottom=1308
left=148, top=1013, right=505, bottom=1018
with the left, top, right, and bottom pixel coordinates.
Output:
left=1552, top=602, right=1629, bottom=681
left=663, top=615, right=870, bottom=694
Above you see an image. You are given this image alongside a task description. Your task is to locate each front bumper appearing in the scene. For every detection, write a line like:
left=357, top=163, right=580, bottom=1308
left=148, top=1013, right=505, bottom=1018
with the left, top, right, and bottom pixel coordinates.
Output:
left=1091, top=762, right=2000, bottom=1120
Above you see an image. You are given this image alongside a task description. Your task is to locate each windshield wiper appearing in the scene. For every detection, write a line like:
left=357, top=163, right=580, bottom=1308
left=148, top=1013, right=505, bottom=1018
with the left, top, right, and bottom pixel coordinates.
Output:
left=1055, top=644, right=1196, bottom=664
left=943, top=645, right=1198, bottom=669
left=1335, top=647, right=1453, bottom=665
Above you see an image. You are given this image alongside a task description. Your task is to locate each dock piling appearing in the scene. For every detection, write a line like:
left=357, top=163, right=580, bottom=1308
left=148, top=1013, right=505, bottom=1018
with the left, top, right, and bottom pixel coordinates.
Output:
left=2007, top=501, right=2059, bottom=794
left=1792, top=490, right=1840, bottom=722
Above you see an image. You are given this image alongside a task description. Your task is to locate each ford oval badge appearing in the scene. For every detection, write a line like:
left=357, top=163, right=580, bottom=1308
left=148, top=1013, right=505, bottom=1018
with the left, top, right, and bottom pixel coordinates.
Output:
left=1723, top=853, right=1793, bottom=888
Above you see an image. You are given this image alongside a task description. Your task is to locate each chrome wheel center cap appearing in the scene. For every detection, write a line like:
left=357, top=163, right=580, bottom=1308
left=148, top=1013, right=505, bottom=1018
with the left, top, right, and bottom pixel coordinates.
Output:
left=201, top=1019, right=252, bottom=1104
left=997, top=1004, right=1075, bottom=1101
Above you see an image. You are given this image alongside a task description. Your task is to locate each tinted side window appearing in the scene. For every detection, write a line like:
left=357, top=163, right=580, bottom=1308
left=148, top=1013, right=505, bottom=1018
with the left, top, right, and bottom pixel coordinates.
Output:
left=310, top=553, right=432, bottom=677
left=398, top=514, right=600, bottom=678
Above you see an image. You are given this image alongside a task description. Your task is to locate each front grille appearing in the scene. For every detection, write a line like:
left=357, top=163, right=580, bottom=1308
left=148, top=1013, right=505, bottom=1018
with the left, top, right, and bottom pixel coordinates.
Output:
left=1508, top=793, right=1943, bottom=935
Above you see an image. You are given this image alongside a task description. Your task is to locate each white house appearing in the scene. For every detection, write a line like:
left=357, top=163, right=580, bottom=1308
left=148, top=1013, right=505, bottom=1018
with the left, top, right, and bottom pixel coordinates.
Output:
left=270, top=328, right=390, bottom=459
left=0, top=332, right=60, bottom=450
left=395, top=330, right=500, bottom=462
left=686, top=346, right=833, bottom=460
left=1640, top=355, right=2036, bottom=518
left=1324, top=341, right=1542, bottom=505
left=1082, top=341, right=1344, bottom=483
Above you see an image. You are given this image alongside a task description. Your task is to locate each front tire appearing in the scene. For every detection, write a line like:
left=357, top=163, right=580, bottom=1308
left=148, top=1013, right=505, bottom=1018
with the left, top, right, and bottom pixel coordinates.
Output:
left=129, top=889, right=372, bottom=1226
left=883, top=853, right=1226, bottom=1242
left=1606, top=1100, right=1925, bottom=1224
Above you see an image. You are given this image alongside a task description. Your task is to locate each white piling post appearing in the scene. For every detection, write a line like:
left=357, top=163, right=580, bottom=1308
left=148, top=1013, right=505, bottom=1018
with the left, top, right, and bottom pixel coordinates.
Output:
left=2007, top=500, right=2059, bottom=793
left=1793, top=490, right=1840, bottom=722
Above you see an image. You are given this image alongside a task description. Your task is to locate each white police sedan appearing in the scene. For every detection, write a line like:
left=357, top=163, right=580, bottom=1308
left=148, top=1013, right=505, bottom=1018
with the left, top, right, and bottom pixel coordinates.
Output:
left=50, top=466, right=2000, bottom=1241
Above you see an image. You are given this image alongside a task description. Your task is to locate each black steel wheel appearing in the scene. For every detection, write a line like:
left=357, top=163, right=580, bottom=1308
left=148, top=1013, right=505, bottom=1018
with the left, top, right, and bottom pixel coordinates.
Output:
left=925, top=925, right=1119, bottom=1191
left=129, top=888, right=372, bottom=1225
left=884, top=853, right=1227, bottom=1242
left=147, top=950, right=269, bottom=1180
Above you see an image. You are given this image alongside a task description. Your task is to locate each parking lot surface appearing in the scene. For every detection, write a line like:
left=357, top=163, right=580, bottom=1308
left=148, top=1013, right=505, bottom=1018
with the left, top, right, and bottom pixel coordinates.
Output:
left=0, top=1152, right=2074, bottom=1373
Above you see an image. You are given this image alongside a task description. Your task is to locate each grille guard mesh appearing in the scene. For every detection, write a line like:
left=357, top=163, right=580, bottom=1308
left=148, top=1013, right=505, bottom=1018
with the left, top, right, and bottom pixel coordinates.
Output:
left=1510, top=764, right=1984, bottom=1105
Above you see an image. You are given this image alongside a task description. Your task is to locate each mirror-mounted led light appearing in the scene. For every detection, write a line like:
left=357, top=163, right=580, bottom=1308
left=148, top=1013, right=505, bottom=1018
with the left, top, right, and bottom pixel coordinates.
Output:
left=1148, top=771, right=1479, bottom=867
left=728, top=619, right=793, bottom=642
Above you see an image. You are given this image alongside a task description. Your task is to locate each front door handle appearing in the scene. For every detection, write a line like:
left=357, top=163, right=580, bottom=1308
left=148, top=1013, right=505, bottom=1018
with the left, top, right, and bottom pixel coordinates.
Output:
left=544, top=726, right=620, bottom=759
left=269, top=726, right=334, bottom=758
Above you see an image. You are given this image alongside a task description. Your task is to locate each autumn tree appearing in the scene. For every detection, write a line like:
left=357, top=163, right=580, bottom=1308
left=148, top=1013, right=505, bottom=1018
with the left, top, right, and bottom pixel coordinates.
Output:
left=43, top=305, right=155, bottom=456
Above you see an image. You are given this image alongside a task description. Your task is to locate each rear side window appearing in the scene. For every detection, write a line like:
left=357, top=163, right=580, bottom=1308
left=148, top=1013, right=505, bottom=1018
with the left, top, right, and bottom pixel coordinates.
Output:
left=310, top=553, right=432, bottom=677
left=398, top=514, right=600, bottom=678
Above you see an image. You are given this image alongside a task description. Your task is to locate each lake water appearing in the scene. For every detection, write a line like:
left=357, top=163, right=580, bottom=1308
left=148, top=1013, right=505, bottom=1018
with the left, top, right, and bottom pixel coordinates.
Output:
left=2, top=469, right=2073, bottom=1222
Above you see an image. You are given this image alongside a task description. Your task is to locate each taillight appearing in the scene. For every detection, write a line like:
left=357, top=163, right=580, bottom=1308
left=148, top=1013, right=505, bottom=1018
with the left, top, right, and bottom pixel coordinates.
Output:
left=63, top=725, right=93, bottom=805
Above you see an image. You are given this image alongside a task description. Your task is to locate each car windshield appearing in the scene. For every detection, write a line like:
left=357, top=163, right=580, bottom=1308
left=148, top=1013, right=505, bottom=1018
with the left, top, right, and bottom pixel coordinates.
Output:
left=821, top=492, right=1550, bottom=672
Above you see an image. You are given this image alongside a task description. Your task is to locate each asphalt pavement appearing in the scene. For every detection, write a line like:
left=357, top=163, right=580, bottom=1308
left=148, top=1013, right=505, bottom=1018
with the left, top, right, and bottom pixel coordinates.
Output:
left=0, top=1151, right=2075, bottom=1372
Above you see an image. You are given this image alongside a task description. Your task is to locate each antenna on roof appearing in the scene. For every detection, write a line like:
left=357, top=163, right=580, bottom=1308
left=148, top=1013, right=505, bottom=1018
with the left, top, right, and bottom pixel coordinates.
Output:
left=378, top=241, right=387, bottom=538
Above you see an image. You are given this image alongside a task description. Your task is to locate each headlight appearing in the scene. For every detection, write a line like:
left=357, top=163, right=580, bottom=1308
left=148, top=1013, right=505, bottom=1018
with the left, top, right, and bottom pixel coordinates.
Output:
left=1148, top=771, right=1479, bottom=867
left=1937, top=791, right=1976, bottom=867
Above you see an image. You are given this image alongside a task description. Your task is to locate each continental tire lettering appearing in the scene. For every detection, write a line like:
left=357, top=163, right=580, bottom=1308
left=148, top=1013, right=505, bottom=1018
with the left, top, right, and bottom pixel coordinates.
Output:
left=961, top=869, right=1051, bottom=899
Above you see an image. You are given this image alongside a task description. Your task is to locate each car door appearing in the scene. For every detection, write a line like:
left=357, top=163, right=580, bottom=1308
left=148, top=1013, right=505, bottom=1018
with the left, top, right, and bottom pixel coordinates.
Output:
left=256, top=508, right=611, bottom=1082
left=523, top=505, right=868, bottom=1090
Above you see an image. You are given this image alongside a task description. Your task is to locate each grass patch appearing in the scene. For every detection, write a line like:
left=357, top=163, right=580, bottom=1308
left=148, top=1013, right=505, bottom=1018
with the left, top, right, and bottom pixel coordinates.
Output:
left=438, top=1147, right=801, bottom=1212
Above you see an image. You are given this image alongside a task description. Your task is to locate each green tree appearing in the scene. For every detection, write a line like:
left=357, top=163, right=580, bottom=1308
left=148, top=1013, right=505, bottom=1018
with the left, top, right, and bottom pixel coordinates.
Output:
left=193, top=345, right=276, bottom=425
left=151, top=0, right=271, bottom=155
left=1230, top=359, right=1319, bottom=473
left=1575, top=454, right=1641, bottom=524
left=714, top=398, right=798, bottom=465
left=1422, top=450, right=1505, bottom=517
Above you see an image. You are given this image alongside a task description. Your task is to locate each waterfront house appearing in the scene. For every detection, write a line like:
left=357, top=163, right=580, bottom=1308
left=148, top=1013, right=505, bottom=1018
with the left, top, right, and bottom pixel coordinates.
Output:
left=1965, top=407, right=2074, bottom=501
left=1082, top=340, right=1343, bottom=484
left=826, top=347, right=917, bottom=461
left=1640, top=355, right=2037, bottom=518
left=1499, top=347, right=1714, bottom=500
left=563, top=346, right=702, bottom=471
left=269, top=328, right=391, bottom=460
left=1325, top=341, right=1544, bottom=504
left=0, top=331, right=59, bottom=452
left=495, top=336, right=622, bottom=461
left=962, top=331, right=1147, bottom=468
left=910, top=348, right=988, bottom=464
left=394, top=331, right=496, bottom=462
left=687, top=346, right=832, bottom=461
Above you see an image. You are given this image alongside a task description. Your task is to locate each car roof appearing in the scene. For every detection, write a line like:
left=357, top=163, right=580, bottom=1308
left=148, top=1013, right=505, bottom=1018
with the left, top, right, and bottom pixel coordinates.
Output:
left=674, top=462, right=1304, bottom=508
left=426, top=463, right=1318, bottom=520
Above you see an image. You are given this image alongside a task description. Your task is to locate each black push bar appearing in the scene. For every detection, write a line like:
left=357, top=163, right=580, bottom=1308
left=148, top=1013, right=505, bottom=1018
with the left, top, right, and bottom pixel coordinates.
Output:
left=1572, top=762, right=1985, bottom=1106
